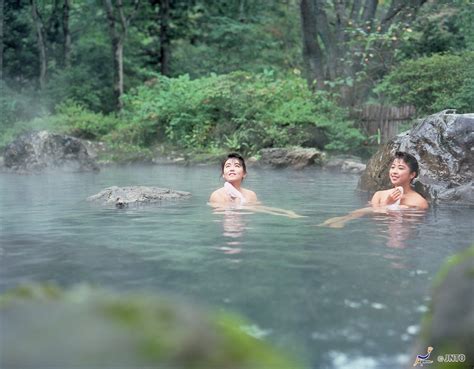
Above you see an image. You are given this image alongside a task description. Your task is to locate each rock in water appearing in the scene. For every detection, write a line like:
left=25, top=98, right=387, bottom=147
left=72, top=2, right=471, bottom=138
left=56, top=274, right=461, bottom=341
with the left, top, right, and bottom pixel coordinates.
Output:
left=359, top=111, right=474, bottom=205
left=260, top=147, right=325, bottom=169
left=87, top=186, right=191, bottom=207
left=3, top=131, right=99, bottom=173
left=325, top=155, right=366, bottom=174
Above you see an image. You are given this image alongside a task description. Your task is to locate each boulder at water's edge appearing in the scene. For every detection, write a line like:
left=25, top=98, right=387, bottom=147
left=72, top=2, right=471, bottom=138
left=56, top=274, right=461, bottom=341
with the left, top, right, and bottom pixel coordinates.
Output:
left=359, top=111, right=473, bottom=205
left=260, top=147, right=325, bottom=169
left=3, top=131, right=99, bottom=173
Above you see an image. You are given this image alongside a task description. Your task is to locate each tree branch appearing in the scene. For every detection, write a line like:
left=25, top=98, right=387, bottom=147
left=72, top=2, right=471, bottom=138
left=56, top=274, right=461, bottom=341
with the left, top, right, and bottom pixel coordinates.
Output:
left=381, top=0, right=405, bottom=29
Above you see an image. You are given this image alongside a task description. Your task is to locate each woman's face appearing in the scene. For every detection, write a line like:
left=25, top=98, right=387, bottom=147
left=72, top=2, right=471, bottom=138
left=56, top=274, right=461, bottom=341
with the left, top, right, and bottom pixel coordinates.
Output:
left=222, top=158, right=246, bottom=183
left=389, top=158, right=415, bottom=186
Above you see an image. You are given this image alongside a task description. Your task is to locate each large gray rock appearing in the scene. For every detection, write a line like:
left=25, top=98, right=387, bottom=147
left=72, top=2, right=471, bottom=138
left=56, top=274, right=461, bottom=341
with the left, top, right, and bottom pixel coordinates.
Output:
left=260, top=147, right=325, bottom=169
left=3, top=131, right=99, bottom=173
left=87, top=186, right=191, bottom=207
left=359, top=111, right=474, bottom=205
left=325, top=155, right=366, bottom=174
left=409, top=246, right=474, bottom=368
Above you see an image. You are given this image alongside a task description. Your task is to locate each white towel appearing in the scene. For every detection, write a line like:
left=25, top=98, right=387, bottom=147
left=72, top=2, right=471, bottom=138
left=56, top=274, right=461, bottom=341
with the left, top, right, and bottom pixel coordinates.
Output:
left=224, top=182, right=246, bottom=205
left=386, top=186, right=404, bottom=210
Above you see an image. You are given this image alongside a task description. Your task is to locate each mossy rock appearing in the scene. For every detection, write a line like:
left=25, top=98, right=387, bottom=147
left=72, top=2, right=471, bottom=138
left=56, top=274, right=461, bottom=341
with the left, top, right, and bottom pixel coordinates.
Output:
left=410, top=245, right=474, bottom=369
left=0, top=284, right=301, bottom=369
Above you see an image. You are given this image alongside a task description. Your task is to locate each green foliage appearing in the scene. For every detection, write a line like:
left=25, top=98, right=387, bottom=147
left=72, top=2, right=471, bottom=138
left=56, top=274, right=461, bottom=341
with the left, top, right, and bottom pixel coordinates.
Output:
left=398, top=1, right=474, bottom=59
left=52, top=102, right=120, bottom=139
left=120, top=72, right=364, bottom=153
left=375, top=52, right=474, bottom=114
left=2, top=1, right=38, bottom=89
left=169, top=5, right=302, bottom=77
left=6, top=0, right=472, bottom=155
left=44, top=34, right=115, bottom=113
left=0, top=100, right=121, bottom=150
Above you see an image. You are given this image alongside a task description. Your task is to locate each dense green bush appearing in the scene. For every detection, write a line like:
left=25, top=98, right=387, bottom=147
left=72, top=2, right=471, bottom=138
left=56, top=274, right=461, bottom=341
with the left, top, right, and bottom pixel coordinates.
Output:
left=2, top=73, right=366, bottom=156
left=375, top=52, right=474, bottom=114
left=53, top=102, right=122, bottom=139
left=120, top=71, right=364, bottom=153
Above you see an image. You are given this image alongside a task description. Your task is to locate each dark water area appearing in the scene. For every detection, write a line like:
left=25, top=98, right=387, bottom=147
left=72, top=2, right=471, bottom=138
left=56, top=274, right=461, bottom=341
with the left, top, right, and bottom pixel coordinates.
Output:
left=1, top=165, right=472, bottom=369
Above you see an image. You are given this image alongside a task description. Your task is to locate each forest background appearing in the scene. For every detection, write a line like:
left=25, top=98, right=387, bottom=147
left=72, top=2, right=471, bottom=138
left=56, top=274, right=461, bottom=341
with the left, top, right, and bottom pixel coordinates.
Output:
left=1, top=0, right=473, bottom=161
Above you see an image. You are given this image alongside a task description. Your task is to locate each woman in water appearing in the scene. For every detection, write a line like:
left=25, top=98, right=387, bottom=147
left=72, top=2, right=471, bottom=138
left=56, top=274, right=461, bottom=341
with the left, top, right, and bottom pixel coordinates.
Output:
left=371, top=151, right=428, bottom=209
left=209, top=153, right=258, bottom=205
left=209, top=153, right=303, bottom=218
left=320, top=151, right=428, bottom=228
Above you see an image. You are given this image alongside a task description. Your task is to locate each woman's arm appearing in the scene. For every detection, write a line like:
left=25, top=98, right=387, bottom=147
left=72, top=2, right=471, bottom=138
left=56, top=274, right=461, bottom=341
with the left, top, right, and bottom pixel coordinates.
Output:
left=242, top=204, right=305, bottom=218
left=319, top=191, right=386, bottom=228
left=318, top=207, right=374, bottom=228
left=371, top=191, right=381, bottom=206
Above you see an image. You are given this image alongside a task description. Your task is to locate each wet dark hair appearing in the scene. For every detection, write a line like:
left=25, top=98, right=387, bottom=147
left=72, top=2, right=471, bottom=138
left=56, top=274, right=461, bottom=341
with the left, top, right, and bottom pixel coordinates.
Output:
left=221, top=153, right=247, bottom=174
left=393, top=151, right=419, bottom=178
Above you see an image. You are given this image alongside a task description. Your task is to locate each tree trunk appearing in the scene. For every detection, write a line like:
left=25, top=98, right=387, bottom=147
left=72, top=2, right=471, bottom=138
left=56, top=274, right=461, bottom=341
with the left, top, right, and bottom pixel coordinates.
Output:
left=314, top=0, right=336, bottom=80
left=30, top=0, right=47, bottom=89
left=238, top=0, right=245, bottom=21
left=114, top=38, right=124, bottom=109
left=159, top=0, right=170, bottom=76
left=104, top=0, right=122, bottom=110
left=47, top=0, right=61, bottom=43
left=361, top=0, right=377, bottom=25
left=300, top=0, right=324, bottom=90
left=350, top=0, right=362, bottom=22
left=103, top=0, right=139, bottom=110
left=62, top=0, right=71, bottom=67
left=0, top=0, right=4, bottom=80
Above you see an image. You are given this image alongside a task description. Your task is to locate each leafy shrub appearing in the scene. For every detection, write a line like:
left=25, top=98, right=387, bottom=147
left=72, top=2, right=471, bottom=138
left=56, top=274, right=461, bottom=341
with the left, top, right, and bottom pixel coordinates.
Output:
left=121, top=72, right=364, bottom=153
left=375, top=52, right=474, bottom=114
left=0, top=100, right=121, bottom=150
left=53, top=102, right=121, bottom=140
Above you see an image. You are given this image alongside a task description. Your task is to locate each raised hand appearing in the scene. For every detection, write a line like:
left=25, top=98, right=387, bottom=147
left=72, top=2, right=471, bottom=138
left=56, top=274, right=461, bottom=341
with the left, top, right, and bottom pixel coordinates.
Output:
left=385, top=186, right=403, bottom=205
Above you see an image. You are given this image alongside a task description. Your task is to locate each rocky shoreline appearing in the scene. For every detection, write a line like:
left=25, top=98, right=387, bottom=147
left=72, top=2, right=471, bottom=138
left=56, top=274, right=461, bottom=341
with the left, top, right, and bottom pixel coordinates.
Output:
left=0, top=132, right=367, bottom=173
left=2, top=111, right=472, bottom=205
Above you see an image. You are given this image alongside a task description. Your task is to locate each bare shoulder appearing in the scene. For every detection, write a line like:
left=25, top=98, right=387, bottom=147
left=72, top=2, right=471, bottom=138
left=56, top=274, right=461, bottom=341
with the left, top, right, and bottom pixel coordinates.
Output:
left=409, top=192, right=429, bottom=209
left=241, top=188, right=258, bottom=203
left=209, top=188, right=225, bottom=203
left=371, top=189, right=389, bottom=205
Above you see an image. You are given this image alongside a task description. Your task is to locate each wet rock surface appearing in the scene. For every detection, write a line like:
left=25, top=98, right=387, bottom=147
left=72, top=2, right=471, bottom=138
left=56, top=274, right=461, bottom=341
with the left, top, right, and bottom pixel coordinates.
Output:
left=87, top=186, right=191, bottom=207
left=260, top=147, right=325, bottom=169
left=359, top=111, right=474, bottom=205
left=324, top=155, right=366, bottom=174
left=3, top=131, right=99, bottom=173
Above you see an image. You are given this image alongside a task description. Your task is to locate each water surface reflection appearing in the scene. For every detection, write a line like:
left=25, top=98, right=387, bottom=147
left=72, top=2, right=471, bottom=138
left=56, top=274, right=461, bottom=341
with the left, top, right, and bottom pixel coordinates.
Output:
left=0, top=166, right=472, bottom=369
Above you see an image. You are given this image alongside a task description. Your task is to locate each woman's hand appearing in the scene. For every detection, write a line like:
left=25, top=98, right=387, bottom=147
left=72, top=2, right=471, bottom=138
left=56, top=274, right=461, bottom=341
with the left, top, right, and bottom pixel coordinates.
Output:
left=384, top=187, right=403, bottom=205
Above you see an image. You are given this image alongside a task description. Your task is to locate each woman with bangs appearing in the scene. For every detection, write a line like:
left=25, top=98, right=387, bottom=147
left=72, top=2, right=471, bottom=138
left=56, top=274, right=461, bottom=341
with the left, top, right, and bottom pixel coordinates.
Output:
left=320, top=151, right=428, bottom=228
